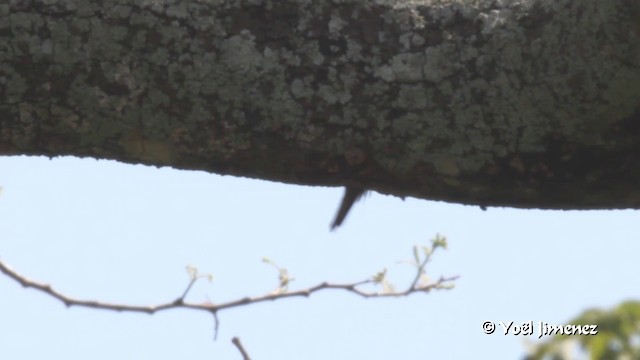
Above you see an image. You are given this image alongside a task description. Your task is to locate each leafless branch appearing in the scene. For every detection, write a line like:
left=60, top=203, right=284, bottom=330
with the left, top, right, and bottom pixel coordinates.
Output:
left=0, top=236, right=458, bottom=341
left=0, top=259, right=457, bottom=314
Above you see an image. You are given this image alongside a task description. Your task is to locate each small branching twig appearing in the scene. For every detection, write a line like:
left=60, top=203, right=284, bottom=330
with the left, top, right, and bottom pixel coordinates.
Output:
left=406, top=233, right=451, bottom=291
left=261, top=257, right=294, bottom=294
left=181, top=265, right=213, bottom=301
left=0, top=234, right=458, bottom=341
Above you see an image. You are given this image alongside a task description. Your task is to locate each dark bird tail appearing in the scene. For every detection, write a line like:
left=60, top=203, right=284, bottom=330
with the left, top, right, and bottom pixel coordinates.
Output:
left=331, top=187, right=366, bottom=230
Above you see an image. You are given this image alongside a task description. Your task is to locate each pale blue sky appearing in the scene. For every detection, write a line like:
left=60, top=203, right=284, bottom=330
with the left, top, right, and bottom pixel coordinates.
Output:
left=1, top=156, right=638, bottom=359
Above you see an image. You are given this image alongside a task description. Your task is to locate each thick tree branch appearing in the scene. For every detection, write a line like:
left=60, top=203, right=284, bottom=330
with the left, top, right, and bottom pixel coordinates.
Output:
left=1, top=0, right=639, bottom=209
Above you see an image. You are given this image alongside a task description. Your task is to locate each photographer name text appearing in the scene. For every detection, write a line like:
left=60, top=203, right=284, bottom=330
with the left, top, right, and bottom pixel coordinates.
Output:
left=482, top=320, right=598, bottom=338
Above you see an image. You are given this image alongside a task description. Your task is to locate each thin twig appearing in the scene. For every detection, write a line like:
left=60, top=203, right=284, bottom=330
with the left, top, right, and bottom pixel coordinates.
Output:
left=213, top=311, right=219, bottom=340
left=231, top=337, right=251, bottom=360
left=179, top=277, right=198, bottom=301
left=409, top=250, right=433, bottom=290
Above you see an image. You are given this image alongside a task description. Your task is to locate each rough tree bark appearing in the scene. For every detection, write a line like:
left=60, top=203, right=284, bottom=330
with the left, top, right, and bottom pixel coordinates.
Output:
left=1, top=0, right=639, bottom=209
